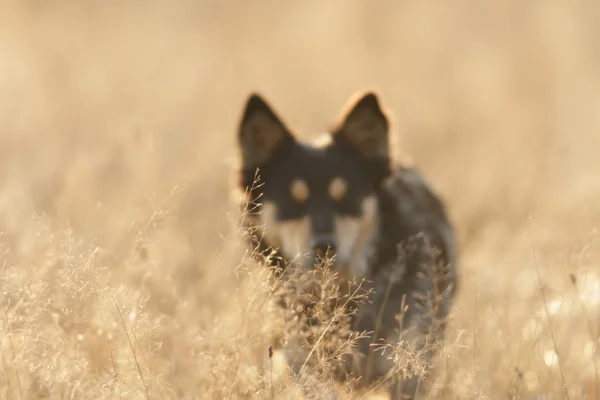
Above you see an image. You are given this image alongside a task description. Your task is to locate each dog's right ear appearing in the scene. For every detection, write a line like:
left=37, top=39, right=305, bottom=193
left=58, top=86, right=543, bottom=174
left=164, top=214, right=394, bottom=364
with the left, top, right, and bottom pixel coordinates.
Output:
left=238, top=93, right=294, bottom=171
left=332, top=90, right=392, bottom=185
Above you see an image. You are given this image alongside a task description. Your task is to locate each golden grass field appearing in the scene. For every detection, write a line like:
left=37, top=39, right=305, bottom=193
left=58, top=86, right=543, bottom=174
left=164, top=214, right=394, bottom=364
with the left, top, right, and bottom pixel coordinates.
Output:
left=1, top=1, right=599, bottom=399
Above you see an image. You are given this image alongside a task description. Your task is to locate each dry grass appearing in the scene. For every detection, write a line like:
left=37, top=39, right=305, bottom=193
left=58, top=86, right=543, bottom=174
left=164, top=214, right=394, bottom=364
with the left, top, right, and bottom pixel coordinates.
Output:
left=1, top=1, right=599, bottom=399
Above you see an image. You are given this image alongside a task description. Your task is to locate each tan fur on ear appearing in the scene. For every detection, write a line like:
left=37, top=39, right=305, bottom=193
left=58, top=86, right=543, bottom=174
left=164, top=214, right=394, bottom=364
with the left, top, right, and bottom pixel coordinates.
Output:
left=332, top=88, right=393, bottom=160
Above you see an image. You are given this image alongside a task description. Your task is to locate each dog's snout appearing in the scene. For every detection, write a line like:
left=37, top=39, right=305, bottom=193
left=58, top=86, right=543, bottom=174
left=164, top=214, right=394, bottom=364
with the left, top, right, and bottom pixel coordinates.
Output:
left=312, top=238, right=336, bottom=257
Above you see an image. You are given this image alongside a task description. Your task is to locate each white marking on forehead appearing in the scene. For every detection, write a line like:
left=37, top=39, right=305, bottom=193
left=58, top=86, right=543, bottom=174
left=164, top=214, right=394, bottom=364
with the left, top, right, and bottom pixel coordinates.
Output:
left=328, top=177, right=348, bottom=201
left=290, top=179, right=309, bottom=202
left=311, top=133, right=332, bottom=148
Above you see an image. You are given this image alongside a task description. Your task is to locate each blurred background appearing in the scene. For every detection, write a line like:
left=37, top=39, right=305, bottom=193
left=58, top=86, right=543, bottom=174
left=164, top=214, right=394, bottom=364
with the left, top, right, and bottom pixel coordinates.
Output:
left=0, top=1, right=599, bottom=398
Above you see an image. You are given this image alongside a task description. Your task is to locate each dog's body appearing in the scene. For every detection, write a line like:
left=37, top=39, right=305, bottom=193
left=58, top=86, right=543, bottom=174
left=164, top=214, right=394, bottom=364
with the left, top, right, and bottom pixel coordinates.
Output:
left=235, top=91, right=458, bottom=399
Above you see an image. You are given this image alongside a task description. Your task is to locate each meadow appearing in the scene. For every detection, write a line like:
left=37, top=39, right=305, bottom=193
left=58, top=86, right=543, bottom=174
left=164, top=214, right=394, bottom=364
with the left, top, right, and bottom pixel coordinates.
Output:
left=0, top=1, right=599, bottom=398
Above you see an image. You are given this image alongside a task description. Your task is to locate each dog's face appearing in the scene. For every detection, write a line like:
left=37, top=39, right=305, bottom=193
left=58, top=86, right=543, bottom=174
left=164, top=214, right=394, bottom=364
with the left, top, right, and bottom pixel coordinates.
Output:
left=237, top=91, right=392, bottom=279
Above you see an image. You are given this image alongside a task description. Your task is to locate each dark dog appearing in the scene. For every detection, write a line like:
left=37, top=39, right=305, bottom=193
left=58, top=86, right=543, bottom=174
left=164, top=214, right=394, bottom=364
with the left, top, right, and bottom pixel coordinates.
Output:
left=235, top=90, right=458, bottom=399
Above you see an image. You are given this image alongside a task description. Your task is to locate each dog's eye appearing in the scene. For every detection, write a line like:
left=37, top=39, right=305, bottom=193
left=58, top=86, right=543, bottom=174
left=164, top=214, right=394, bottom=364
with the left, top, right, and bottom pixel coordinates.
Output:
left=290, top=179, right=309, bottom=203
left=329, top=177, right=347, bottom=201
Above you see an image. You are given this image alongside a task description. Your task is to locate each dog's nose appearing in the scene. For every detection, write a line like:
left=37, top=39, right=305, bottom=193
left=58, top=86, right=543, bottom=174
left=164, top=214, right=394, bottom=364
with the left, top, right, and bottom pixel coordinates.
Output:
left=312, top=239, right=336, bottom=257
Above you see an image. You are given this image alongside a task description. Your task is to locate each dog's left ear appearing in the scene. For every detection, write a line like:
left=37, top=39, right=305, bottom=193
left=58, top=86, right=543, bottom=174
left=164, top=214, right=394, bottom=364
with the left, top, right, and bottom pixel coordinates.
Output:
left=238, top=93, right=295, bottom=169
left=333, top=91, right=391, bottom=182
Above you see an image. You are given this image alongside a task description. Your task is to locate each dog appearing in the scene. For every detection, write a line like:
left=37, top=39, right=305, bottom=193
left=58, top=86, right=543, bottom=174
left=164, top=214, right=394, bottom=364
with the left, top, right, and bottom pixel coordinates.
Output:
left=234, top=90, right=459, bottom=399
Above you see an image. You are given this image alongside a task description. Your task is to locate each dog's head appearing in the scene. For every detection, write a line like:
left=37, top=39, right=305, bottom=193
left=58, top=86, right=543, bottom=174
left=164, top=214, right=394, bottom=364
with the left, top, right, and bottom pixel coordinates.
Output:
left=237, top=91, right=393, bottom=279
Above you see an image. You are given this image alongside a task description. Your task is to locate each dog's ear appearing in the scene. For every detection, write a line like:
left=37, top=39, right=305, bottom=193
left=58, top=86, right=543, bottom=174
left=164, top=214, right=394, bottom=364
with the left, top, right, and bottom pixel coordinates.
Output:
left=333, top=91, right=391, bottom=182
left=238, top=93, right=294, bottom=170
left=333, top=91, right=389, bottom=159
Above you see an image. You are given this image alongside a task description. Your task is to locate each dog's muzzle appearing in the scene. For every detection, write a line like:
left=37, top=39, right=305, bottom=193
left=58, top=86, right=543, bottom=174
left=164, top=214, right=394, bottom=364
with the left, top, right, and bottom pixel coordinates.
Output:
left=307, top=234, right=349, bottom=271
left=312, top=236, right=336, bottom=259
left=311, top=232, right=337, bottom=259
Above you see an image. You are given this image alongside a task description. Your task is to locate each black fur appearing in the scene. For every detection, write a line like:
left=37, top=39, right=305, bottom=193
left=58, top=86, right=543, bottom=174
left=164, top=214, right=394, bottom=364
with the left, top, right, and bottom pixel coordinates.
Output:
left=235, top=91, right=459, bottom=399
left=349, top=165, right=458, bottom=396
